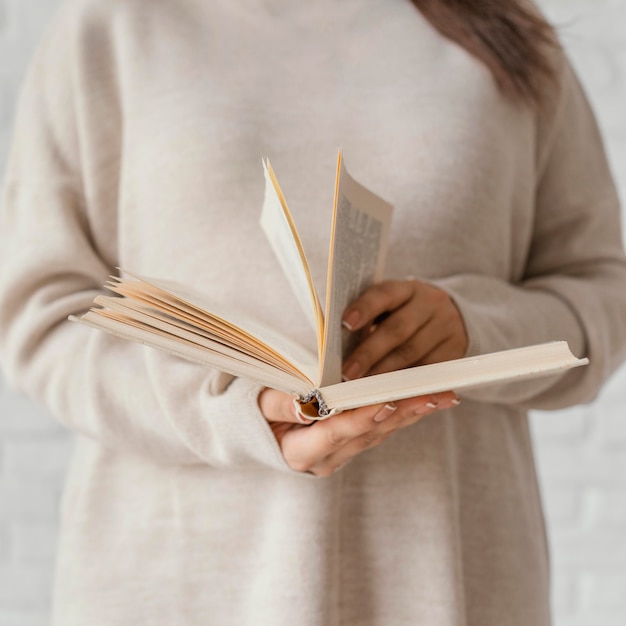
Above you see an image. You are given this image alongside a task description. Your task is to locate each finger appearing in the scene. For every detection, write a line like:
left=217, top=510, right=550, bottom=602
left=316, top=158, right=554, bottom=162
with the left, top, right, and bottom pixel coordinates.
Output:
left=308, top=428, right=394, bottom=477
left=342, top=280, right=414, bottom=332
left=279, top=402, right=396, bottom=473
left=281, top=391, right=462, bottom=475
left=365, top=316, right=452, bottom=376
left=419, top=335, right=468, bottom=365
left=343, top=305, right=434, bottom=380
left=268, top=420, right=299, bottom=446
left=393, top=391, right=460, bottom=427
left=308, top=393, right=460, bottom=476
left=258, top=388, right=307, bottom=424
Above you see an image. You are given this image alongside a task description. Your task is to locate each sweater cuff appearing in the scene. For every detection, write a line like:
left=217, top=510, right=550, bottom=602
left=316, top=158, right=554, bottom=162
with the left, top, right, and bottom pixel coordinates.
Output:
left=200, top=377, right=303, bottom=474
left=427, top=273, right=590, bottom=408
left=429, top=273, right=585, bottom=358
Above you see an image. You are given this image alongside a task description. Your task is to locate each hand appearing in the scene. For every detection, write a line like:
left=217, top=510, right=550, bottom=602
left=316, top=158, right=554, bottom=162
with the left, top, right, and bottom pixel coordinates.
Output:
left=341, top=279, right=468, bottom=380
left=259, top=387, right=459, bottom=477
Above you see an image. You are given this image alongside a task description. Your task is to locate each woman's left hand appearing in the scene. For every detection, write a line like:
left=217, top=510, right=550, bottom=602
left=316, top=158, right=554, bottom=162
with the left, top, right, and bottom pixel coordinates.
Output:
left=341, top=279, right=469, bottom=380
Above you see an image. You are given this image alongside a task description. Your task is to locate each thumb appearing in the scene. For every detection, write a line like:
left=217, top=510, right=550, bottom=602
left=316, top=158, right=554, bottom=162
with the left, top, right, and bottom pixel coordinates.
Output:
left=258, top=388, right=313, bottom=424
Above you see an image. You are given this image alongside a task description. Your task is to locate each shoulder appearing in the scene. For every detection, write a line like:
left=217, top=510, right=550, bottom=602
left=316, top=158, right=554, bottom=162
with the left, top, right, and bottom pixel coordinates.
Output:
left=58, top=0, right=160, bottom=26
left=534, top=38, right=596, bottom=171
left=46, top=0, right=214, bottom=69
left=27, top=0, right=189, bottom=95
left=45, top=0, right=186, bottom=53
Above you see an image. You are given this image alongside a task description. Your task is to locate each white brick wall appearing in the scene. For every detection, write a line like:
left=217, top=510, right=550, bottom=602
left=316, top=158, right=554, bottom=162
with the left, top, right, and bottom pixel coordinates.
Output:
left=531, top=3, right=626, bottom=625
left=0, top=1, right=625, bottom=624
left=1, top=3, right=68, bottom=623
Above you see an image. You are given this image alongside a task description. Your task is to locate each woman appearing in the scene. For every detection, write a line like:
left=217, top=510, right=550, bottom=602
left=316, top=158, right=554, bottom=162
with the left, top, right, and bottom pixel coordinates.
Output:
left=1, top=0, right=625, bottom=624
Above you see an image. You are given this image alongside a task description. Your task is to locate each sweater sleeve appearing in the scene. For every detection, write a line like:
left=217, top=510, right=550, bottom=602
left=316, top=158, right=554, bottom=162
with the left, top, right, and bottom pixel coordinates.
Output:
left=432, top=59, right=626, bottom=410
left=0, top=3, right=293, bottom=471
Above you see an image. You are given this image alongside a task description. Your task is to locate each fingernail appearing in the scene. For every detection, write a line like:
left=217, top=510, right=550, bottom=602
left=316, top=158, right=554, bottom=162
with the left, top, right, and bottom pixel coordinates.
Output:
left=374, top=403, right=397, bottom=422
left=295, top=409, right=314, bottom=425
left=451, top=398, right=461, bottom=406
left=342, top=361, right=361, bottom=381
left=426, top=396, right=439, bottom=409
left=342, top=310, right=360, bottom=331
left=292, top=399, right=314, bottom=425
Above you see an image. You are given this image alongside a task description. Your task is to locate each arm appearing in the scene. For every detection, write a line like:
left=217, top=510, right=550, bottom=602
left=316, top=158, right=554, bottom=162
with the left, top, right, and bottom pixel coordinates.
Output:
left=0, top=4, right=289, bottom=470
left=434, top=58, right=626, bottom=409
left=340, top=57, right=626, bottom=411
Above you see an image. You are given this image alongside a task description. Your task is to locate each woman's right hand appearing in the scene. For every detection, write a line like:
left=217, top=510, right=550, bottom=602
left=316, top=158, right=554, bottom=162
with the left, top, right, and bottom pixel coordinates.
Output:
left=258, top=387, right=459, bottom=477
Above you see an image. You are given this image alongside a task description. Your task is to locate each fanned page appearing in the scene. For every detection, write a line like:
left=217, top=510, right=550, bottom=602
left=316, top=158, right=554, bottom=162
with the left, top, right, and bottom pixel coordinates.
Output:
left=260, top=160, right=325, bottom=359
left=75, top=272, right=319, bottom=392
left=76, top=311, right=313, bottom=397
left=308, top=342, right=588, bottom=416
left=318, top=153, right=393, bottom=387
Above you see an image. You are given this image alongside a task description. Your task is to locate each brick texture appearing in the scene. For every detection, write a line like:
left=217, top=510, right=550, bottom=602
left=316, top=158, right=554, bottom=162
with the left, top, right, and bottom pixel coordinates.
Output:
left=1, top=1, right=626, bottom=624
left=526, top=5, right=626, bottom=625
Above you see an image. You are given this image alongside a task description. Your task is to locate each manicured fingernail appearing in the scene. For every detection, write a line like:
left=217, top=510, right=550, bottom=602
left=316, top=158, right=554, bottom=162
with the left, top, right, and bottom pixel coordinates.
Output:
left=342, top=361, right=361, bottom=381
left=451, top=398, right=461, bottom=406
left=292, top=399, right=314, bottom=425
left=296, top=409, right=314, bottom=425
left=426, top=396, right=439, bottom=409
left=342, top=310, right=360, bottom=331
left=374, top=403, right=397, bottom=422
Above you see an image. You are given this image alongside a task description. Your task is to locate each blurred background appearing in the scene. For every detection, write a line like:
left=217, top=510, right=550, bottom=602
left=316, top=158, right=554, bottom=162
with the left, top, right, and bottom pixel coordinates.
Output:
left=1, top=1, right=625, bottom=624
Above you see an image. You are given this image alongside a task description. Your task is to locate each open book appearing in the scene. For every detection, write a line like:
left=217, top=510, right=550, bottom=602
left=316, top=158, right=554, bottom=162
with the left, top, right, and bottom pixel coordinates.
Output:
left=72, top=152, right=588, bottom=418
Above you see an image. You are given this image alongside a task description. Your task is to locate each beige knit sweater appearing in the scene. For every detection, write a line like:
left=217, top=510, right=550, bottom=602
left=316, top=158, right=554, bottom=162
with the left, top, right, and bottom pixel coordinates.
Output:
left=2, top=0, right=626, bottom=624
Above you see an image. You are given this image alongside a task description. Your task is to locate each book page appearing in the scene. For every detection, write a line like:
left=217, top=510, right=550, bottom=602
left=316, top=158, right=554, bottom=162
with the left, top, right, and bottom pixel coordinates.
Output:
left=75, top=312, right=313, bottom=397
left=92, top=295, right=309, bottom=380
left=318, top=153, right=393, bottom=387
left=114, top=272, right=319, bottom=384
left=260, top=160, right=325, bottom=361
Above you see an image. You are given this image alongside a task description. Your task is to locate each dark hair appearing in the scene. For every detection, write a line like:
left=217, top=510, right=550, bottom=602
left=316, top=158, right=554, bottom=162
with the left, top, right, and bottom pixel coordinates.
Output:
left=411, top=0, right=558, bottom=106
